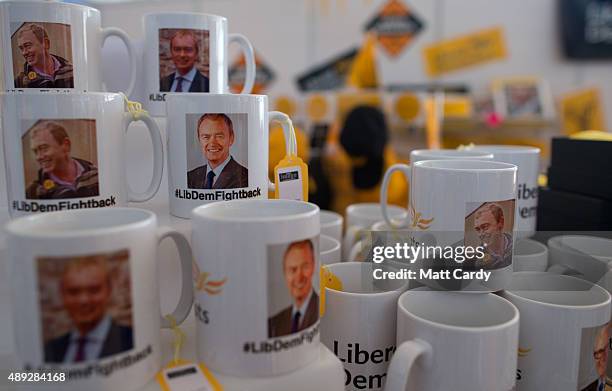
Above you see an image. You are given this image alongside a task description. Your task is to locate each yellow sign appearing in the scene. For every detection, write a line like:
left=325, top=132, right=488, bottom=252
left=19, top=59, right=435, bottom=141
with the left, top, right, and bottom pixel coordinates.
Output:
left=394, top=93, right=420, bottom=122
left=423, top=27, right=507, bottom=77
left=560, top=88, right=606, bottom=135
left=307, top=94, right=329, bottom=122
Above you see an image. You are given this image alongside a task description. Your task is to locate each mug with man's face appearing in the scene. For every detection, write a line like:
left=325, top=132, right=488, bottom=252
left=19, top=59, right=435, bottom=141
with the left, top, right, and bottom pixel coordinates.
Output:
left=165, top=93, right=296, bottom=218
left=191, top=200, right=320, bottom=377
left=0, top=1, right=136, bottom=94
left=1, top=92, right=164, bottom=217
left=143, top=12, right=256, bottom=116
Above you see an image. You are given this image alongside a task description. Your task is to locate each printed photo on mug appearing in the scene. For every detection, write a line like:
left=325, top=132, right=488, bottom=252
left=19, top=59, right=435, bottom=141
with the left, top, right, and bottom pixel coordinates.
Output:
left=11, top=22, right=74, bottom=89
left=186, top=113, right=248, bottom=190
left=159, top=28, right=209, bottom=93
left=579, top=323, right=612, bottom=391
left=37, top=250, right=134, bottom=364
left=268, top=238, right=319, bottom=339
left=465, top=200, right=515, bottom=270
left=21, top=119, right=99, bottom=200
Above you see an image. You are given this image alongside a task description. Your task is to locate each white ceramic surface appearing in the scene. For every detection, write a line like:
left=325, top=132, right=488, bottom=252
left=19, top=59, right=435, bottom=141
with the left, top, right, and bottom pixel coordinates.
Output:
left=501, top=272, right=611, bottom=391
left=0, top=1, right=136, bottom=94
left=165, top=93, right=295, bottom=218
left=191, top=199, right=320, bottom=377
left=320, top=262, right=408, bottom=391
left=1, top=92, right=164, bottom=218
left=320, top=234, right=341, bottom=265
left=513, top=238, right=548, bottom=272
left=467, top=145, right=540, bottom=238
left=143, top=12, right=255, bottom=116
left=4, top=207, right=193, bottom=391
left=386, top=160, right=517, bottom=291
left=385, top=289, right=519, bottom=391
left=343, top=203, right=407, bottom=259
left=380, top=148, right=494, bottom=230
left=320, top=210, right=343, bottom=243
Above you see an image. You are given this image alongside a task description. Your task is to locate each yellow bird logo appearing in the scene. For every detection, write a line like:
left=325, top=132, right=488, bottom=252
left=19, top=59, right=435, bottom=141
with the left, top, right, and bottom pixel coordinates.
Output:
left=409, top=202, right=434, bottom=230
left=319, top=266, right=343, bottom=317
left=192, top=261, right=227, bottom=295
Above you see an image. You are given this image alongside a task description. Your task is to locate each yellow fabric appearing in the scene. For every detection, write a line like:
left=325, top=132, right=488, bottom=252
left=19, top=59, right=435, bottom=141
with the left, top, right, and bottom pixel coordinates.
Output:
left=570, top=130, right=612, bottom=141
left=269, top=125, right=310, bottom=198
left=346, top=33, right=379, bottom=89
left=323, top=125, right=408, bottom=215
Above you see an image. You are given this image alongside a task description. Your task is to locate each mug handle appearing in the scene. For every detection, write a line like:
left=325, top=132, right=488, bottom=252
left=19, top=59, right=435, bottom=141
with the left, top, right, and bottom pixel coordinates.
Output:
left=385, top=339, right=433, bottom=391
left=101, top=27, right=137, bottom=97
left=125, top=111, right=164, bottom=202
left=267, top=111, right=297, bottom=193
left=343, top=225, right=365, bottom=260
left=228, top=33, right=256, bottom=94
left=157, top=227, right=194, bottom=328
left=381, top=163, right=411, bottom=229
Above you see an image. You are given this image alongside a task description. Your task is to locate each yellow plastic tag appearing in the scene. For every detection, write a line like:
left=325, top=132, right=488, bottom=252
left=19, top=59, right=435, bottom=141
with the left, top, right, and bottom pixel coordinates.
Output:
left=156, top=315, right=223, bottom=391
left=274, top=154, right=308, bottom=201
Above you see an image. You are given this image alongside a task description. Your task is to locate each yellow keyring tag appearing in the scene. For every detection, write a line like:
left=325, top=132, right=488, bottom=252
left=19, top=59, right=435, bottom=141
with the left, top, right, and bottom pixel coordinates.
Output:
left=270, top=112, right=308, bottom=201
left=156, top=315, right=223, bottom=391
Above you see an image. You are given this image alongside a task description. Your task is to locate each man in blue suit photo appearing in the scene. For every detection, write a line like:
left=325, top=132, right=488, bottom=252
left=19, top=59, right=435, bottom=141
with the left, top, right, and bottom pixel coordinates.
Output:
left=160, top=29, right=209, bottom=93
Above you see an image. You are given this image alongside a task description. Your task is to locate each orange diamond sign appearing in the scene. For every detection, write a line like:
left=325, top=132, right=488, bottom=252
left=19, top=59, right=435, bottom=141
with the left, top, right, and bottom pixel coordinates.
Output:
left=365, top=0, right=424, bottom=58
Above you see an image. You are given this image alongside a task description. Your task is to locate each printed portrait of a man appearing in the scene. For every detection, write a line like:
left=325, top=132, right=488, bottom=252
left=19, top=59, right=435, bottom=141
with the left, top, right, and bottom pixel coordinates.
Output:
left=38, top=252, right=134, bottom=364
left=268, top=239, right=319, bottom=339
left=187, top=113, right=248, bottom=189
left=11, top=22, right=74, bottom=89
left=159, top=28, right=209, bottom=93
left=22, top=120, right=99, bottom=200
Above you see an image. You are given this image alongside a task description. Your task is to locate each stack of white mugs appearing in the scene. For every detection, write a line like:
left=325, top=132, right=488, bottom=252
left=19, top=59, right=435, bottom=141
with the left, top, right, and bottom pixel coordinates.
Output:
left=2, top=2, right=612, bottom=391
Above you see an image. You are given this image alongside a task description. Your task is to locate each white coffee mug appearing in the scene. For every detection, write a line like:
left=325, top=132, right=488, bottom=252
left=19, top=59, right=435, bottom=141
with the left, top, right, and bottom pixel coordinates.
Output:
left=191, top=199, right=320, bottom=377
left=165, top=93, right=297, bottom=218
left=320, top=262, right=408, bottom=391
left=143, top=12, right=255, bottom=116
left=0, top=1, right=136, bottom=94
left=321, top=234, right=341, bottom=265
left=513, top=238, right=548, bottom=272
left=1, top=92, right=164, bottom=218
left=343, top=203, right=407, bottom=259
left=385, top=289, right=519, bottom=391
left=380, top=149, right=493, bottom=229
left=501, top=272, right=611, bottom=391
left=320, top=210, right=343, bottom=243
left=385, top=160, right=517, bottom=292
left=5, top=207, right=194, bottom=391
left=465, top=145, right=540, bottom=238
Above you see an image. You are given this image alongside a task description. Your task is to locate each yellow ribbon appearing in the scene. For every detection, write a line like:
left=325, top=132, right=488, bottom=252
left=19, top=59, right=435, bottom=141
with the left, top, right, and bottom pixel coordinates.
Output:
left=164, top=314, right=186, bottom=366
left=121, top=93, right=148, bottom=120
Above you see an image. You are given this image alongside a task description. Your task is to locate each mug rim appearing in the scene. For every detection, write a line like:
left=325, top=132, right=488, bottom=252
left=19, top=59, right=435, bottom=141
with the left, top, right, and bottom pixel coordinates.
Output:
left=398, top=289, right=519, bottom=332
left=346, top=203, right=406, bottom=219
left=0, top=91, right=121, bottom=98
left=414, top=159, right=517, bottom=172
left=411, top=149, right=494, bottom=159
left=323, top=261, right=409, bottom=297
left=164, top=92, right=268, bottom=100
left=144, top=11, right=227, bottom=21
left=192, top=199, right=319, bottom=223
left=320, top=210, right=342, bottom=227
left=504, top=271, right=611, bottom=310
left=320, top=234, right=340, bottom=255
left=467, top=145, right=541, bottom=154
left=515, top=238, right=548, bottom=257
left=0, top=0, right=98, bottom=13
left=5, top=207, right=155, bottom=239
left=549, top=235, right=612, bottom=259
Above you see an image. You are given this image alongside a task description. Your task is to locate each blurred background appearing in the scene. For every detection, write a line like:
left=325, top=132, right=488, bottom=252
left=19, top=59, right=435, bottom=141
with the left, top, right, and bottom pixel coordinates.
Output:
left=59, top=0, right=612, bottom=216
